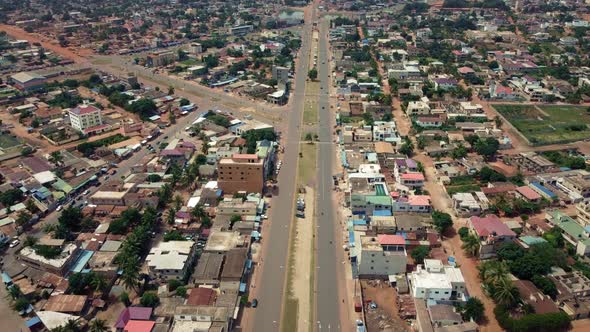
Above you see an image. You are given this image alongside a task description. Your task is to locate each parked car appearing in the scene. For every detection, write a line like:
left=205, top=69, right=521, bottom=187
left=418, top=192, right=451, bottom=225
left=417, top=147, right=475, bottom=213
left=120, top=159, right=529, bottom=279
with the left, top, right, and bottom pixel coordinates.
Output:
left=9, top=239, right=20, bottom=248
left=251, top=299, right=258, bottom=308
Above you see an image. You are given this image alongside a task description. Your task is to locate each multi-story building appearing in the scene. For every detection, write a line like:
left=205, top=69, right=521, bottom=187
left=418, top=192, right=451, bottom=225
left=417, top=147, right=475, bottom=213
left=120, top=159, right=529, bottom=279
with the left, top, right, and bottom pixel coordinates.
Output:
left=546, top=210, right=590, bottom=257
left=218, top=154, right=265, bottom=194
left=357, top=234, right=407, bottom=277
left=271, top=65, right=290, bottom=84
left=146, top=50, right=176, bottom=67
left=468, top=214, right=516, bottom=259
left=146, top=241, right=197, bottom=281
left=68, top=105, right=103, bottom=133
left=409, top=259, right=466, bottom=301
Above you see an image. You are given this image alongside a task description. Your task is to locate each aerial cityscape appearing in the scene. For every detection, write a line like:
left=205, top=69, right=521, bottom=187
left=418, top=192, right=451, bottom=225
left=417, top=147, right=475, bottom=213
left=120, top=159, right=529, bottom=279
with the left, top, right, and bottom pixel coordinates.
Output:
left=0, top=0, right=590, bottom=331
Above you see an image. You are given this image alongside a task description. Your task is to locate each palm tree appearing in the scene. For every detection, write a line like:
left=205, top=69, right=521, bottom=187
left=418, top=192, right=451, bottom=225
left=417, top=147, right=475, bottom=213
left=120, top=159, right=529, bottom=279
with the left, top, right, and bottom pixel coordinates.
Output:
left=49, top=151, right=63, bottom=167
left=60, top=319, right=80, bottom=332
left=191, top=205, right=206, bottom=220
left=462, top=235, right=480, bottom=257
left=89, top=319, right=108, bottom=332
left=89, top=273, right=107, bottom=292
left=491, top=277, right=520, bottom=307
left=120, top=256, right=141, bottom=291
left=478, top=260, right=509, bottom=286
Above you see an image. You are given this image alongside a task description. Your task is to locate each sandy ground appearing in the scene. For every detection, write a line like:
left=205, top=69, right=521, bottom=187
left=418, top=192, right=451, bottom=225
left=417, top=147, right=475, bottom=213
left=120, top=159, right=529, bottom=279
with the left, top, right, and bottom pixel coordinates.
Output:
left=361, top=280, right=410, bottom=332
left=292, top=187, right=315, bottom=331
left=0, top=283, right=28, bottom=331
left=0, top=24, right=90, bottom=64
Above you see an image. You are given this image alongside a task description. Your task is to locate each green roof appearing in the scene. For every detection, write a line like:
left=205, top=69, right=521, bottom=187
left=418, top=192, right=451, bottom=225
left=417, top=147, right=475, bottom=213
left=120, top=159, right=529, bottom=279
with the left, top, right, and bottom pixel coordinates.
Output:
left=549, top=211, right=587, bottom=239
left=519, top=236, right=547, bottom=246
left=365, top=195, right=393, bottom=206
left=52, top=178, right=73, bottom=194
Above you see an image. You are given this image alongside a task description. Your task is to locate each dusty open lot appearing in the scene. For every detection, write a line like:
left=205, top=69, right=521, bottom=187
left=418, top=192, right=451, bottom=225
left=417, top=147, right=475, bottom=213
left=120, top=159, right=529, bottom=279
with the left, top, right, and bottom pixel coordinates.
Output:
left=361, top=279, right=410, bottom=332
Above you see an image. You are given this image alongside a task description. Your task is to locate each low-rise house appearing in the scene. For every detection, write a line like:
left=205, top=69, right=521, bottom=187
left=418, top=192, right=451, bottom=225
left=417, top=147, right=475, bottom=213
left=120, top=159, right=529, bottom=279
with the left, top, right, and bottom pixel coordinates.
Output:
left=546, top=210, right=590, bottom=256
left=513, top=280, right=560, bottom=315
left=406, top=100, right=431, bottom=116
left=549, top=271, right=590, bottom=320
left=515, top=185, right=542, bottom=203
left=392, top=195, right=432, bottom=213
left=507, top=152, right=556, bottom=173
left=468, top=214, right=516, bottom=259
left=19, top=243, right=80, bottom=276
left=409, top=259, right=466, bottom=301
left=452, top=192, right=489, bottom=217
left=146, top=241, right=197, bottom=281
left=357, top=234, right=407, bottom=278
left=10, top=72, right=47, bottom=91
left=428, top=304, right=464, bottom=327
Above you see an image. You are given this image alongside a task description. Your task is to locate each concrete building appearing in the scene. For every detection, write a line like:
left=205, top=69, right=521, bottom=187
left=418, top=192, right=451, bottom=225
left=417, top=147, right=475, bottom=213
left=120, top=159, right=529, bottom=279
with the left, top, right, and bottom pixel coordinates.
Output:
left=546, top=210, right=590, bottom=257
left=507, top=152, right=555, bottom=173
left=10, top=72, right=47, bottom=91
left=358, top=234, right=407, bottom=278
left=218, top=154, right=264, bottom=194
left=468, top=214, right=516, bottom=259
left=271, top=65, right=290, bottom=84
left=19, top=243, right=80, bottom=276
left=409, top=259, right=466, bottom=301
left=452, top=192, right=489, bottom=217
left=146, top=241, right=197, bottom=281
left=146, top=50, right=176, bottom=67
left=68, top=105, right=103, bottom=133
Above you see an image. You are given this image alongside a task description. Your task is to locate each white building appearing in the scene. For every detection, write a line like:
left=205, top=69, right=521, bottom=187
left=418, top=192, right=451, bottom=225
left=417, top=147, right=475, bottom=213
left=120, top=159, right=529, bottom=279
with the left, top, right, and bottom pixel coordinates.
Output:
left=406, top=100, right=431, bottom=116
left=146, top=241, right=196, bottom=281
left=372, top=121, right=402, bottom=144
left=409, top=259, right=466, bottom=301
left=68, top=105, right=103, bottom=132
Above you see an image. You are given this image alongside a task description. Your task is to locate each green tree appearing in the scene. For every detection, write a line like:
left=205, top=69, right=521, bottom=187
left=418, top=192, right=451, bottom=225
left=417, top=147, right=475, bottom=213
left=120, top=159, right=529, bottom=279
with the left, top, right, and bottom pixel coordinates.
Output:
left=140, top=292, right=160, bottom=307
left=462, top=297, right=485, bottom=322
left=308, top=68, right=318, bottom=80
left=458, top=227, right=469, bottom=240
left=491, top=277, right=520, bottom=307
left=176, top=286, right=187, bottom=298
left=120, top=256, right=141, bottom=291
left=89, top=319, right=108, bottom=332
left=462, top=235, right=480, bottom=257
left=119, top=291, right=131, bottom=306
left=399, top=139, right=414, bottom=156
left=15, top=210, right=32, bottom=226
left=474, top=137, right=500, bottom=160
left=12, top=297, right=29, bottom=312
left=49, top=151, right=63, bottom=166
left=411, top=246, right=430, bottom=264
left=432, top=211, right=453, bottom=234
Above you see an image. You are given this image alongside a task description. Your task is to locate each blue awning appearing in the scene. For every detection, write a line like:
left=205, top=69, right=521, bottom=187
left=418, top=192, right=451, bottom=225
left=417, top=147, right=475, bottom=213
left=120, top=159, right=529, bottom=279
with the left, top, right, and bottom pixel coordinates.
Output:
left=246, top=259, right=253, bottom=269
left=2, top=272, right=12, bottom=284
left=239, top=282, right=247, bottom=293
left=26, top=316, right=41, bottom=328
left=349, top=230, right=355, bottom=245
left=251, top=231, right=261, bottom=239
left=373, top=209, right=392, bottom=217
left=70, top=250, right=94, bottom=274
left=353, top=219, right=367, bottom=226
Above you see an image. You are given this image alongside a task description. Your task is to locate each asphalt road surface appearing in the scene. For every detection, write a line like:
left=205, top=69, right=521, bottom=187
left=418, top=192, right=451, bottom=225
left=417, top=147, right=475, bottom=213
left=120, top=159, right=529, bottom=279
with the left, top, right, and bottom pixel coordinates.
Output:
left=251, top=4, right=317, bottom=332
left=314, top=17, right=343, bottom=331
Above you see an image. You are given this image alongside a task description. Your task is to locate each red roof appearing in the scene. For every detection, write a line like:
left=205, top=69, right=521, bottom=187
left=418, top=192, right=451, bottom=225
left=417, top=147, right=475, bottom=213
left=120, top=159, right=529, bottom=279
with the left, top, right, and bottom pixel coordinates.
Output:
left=401, top=173, right=425, bottom=181
left=516, top=186, right=541, bottom=201
left=70, top=105, right=100, bottom=115
left=470, top=214, right=516, bottom=238
left=186, top=287, right=217, bottom=306
left=124, top=320, right=155, bottom=332
left=377, top=234, right=405, bottom=246
left=233, top=153, right=258, bottom=160
left=458, top=66, right=475, bottom=74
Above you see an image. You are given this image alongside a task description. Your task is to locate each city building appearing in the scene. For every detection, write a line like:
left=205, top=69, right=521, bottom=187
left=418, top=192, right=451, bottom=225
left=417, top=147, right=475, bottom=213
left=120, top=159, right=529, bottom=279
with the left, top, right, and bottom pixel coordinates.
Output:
left=409, top=259, right=466, bottom=301
left=357, top=234, right=407, bottom=278
left=10, top=72, right=47, bottom=91
left=146, top=241, right=197, bottom=281
left=468, top=214, right=516, bottom=259
left=146, top=50, right=176, bottom=67
left=68, top=105, right=104, bottom=133
left=218, top=154, right=265, bottom=194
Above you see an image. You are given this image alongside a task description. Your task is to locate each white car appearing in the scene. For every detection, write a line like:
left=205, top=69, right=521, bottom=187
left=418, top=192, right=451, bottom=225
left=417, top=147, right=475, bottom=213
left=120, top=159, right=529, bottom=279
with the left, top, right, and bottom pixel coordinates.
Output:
left=9, top=239, right=20, bottom=248
left=83, top=190, right=90, bottom=195
left=56, top=205, right=63, bottom=212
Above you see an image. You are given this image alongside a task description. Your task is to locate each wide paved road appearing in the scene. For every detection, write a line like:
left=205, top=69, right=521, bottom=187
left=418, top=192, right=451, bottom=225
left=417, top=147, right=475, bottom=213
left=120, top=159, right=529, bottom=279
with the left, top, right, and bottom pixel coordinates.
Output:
left=251, top=3, right=317, bottom=332
left=314, top=17, right=343, bottom=331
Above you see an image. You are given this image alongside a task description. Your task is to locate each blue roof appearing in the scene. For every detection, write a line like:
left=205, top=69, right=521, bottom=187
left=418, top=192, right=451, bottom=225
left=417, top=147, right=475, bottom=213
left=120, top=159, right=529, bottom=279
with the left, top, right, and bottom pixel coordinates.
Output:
left=349, top=230, right=355, bottom=246
left=26, top=316, right=41, bottom=328
left=239, top=282, right=247, bottom=293
left=2, top=272, right=12, bottom=284
left=353, top=219, right=367, bottom=226
left=70, top=250, right=94, bottom=274
left=530, top=182, right=557, bottom=198
left=559, top=167, right=571, bottom=171
left=251, top=231, right=261, bottom=239
left=373, top=209, right=392, bottom=217
left=341, top=150, right=349, bottom=168
left=246, top=259, right=253, bottom=269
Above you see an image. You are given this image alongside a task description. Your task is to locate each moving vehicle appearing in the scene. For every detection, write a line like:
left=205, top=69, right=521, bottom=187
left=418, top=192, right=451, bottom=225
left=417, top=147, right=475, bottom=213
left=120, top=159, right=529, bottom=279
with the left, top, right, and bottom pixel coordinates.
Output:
left=9, top=239, right=20, bottom=248
left=56, top=205, right=63, bottom=212
left=251, top=299, right=258, bottom=308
